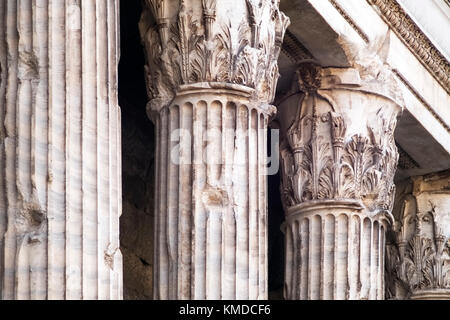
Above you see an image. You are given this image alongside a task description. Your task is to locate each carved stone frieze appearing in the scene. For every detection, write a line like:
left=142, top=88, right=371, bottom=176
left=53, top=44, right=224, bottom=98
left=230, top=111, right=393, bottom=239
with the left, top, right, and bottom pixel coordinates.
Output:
left=386, top=170, right=450, bottom=300
left=139, top=0, right=290, bottom=113
left=367, top=0, right=450, bottom=95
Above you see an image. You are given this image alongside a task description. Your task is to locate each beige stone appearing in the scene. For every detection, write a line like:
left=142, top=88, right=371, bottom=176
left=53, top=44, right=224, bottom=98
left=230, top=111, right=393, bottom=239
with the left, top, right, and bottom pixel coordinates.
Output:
left=139, top=0, right=289, bottom=300
left=0, top=0, right=448, bottom=301
left=386, top=170, right=450, bottom=300
left=279, top=62, right=403, bottom=300
left=0, top=0, right=122, bottom=300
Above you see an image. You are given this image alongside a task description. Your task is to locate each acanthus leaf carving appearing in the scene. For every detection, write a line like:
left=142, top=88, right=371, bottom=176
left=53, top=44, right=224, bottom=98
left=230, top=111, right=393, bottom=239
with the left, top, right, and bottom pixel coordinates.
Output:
left=280, top=63, right=404, bottom=301
left=280, top=64, right=401, bottom=215
left=140, top=0, right=290, bottom=112
left=387, top=184, right=450, bottom=299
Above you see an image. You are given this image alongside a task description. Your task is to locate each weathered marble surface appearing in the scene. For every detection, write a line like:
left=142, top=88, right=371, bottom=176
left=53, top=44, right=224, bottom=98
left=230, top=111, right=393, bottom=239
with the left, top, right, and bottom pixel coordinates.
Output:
left=140, top=0, right=289, bottom=300
left=279, top=62, right=403, bottom=300
left=387, top=170, right=450, bottom=300
left=0, top=0, right=122, bottom=299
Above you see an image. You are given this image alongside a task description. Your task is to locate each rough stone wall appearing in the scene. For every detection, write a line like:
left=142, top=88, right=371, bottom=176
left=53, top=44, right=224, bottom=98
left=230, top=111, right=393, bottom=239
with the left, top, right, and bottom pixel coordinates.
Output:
left=121, top=100, right=155, bottom=300
left=119, top=1, right=155, bottom=300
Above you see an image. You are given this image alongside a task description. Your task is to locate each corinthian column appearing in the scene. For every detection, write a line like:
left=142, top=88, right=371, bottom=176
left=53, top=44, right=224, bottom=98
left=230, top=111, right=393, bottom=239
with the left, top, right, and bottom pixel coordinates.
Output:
left=0, top=1, right=122, bottom=299
left=139, top=0, right=289, bottom=299
left=386, top=170, right=450, bottom=300
left=279, top=63, right=403, bottom=300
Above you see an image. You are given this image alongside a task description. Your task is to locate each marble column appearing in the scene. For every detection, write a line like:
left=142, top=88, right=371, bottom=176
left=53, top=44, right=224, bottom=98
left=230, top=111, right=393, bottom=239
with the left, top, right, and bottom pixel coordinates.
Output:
left=386, top=170, right=450, bottom=300
left=139, top=0, right=289, bottom=299
left=278, top=63, right=403, bottom=300
left=0, top=0, right=122, bottom=299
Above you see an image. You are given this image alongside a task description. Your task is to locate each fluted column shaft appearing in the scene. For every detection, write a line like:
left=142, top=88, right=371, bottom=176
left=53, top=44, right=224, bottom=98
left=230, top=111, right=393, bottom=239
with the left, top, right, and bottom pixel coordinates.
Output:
left=279, top=64, right=403, bottom=300
left=140, top=0, right=289, bottom=299
left=283, top=201, right=387, bottom=299
left=0, top=0, right=122, bottom=300
left=153, top=85, right=273, bottom=299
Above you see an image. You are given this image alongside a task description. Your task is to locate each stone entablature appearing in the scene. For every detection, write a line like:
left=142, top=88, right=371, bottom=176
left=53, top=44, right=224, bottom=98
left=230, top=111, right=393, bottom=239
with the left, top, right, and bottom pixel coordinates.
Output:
left=367, top=0, right=450, bottom=95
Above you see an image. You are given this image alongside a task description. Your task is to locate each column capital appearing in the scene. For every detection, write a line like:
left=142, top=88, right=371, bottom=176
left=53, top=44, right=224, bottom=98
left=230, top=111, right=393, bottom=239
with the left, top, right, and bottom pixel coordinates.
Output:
left=139, top=0, right=290, bottom=114
left=386, top=170, right=450, bottom=300
left=280, top=64, right=404, bottom=300
left=280, top=64, right=403, bottom=217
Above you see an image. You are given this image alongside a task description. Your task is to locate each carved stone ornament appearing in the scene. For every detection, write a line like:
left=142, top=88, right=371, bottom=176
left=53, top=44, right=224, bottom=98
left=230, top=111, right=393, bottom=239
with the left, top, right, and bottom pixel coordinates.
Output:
left=280, top=63, right=404, bottom=300
left=139, top=0, right=290, bottom=114
left=280, top=63, right=402, bottom=215
left=386, top=171, right=450, bottom=300
left=140, top=0, right=289, bottom=300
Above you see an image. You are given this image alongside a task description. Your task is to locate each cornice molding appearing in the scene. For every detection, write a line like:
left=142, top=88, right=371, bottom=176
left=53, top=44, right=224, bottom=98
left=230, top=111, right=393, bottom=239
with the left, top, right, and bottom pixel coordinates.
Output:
left=367, top=0, right=450, bottom=96
left=392, top=69, right=450, bottom=134
left=328, top=0, right=370, bottom=43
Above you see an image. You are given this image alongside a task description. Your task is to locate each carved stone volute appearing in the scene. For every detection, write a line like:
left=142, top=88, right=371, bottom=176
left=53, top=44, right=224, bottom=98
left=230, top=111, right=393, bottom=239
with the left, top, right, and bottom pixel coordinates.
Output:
left=139, top=0, right=290, bottom=115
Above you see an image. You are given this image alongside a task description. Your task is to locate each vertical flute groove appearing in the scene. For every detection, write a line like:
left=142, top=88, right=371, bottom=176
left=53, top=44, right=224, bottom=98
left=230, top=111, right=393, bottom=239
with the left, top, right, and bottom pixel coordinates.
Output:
left=0, top=0, right=7, bottom=298
left=81, top=0, right=98, bottom=299
left=192, top=101, right=206, bottom=299
left=47, top=0, right=66, bottom=300
left=292, top=221, right=299, bottom=299
left=159, top=109, right=169, bottom=299
left=236, top=104, right=249, bottom=299
left=248, top=109, right=258, bottom=299
left=299, top=218, right=309, bottom=299
left=3, top=0, right=19, bottom=300
left=167, top=105, right=179, bottom=299
left=153, top=113, right=161, bottom=299
left=31, top=0, right=48, bottom=300
left=257, top=113, right=264, bottom=299
left=178, top=102, right=193, bottom=299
